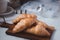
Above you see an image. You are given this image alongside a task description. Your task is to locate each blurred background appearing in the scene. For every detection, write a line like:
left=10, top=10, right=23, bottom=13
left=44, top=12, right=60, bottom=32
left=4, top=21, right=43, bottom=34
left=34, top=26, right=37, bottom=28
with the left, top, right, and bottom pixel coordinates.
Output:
left=0, top=0, right=60, bottom=40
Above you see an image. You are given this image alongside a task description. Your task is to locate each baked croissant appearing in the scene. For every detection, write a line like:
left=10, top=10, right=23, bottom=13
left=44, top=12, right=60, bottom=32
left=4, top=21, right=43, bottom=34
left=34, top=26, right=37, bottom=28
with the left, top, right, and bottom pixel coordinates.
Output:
left=12, top=18, right=36, bottom=33
left=25, top=20, right=55, bottom=36
left=13, top=14, right=37, bottom=24
left=26, top=24, right=50, bottom=36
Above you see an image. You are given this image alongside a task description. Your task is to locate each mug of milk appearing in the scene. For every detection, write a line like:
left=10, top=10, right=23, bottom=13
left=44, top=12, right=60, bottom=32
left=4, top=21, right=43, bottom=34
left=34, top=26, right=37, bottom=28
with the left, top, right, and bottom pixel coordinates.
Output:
left=0, top=0, right=8, bottom=13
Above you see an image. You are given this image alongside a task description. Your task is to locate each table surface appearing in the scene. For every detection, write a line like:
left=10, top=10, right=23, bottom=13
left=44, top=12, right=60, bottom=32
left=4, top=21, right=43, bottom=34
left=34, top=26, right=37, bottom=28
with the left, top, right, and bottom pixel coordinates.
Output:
left=0, top=1, right=60, bottom=40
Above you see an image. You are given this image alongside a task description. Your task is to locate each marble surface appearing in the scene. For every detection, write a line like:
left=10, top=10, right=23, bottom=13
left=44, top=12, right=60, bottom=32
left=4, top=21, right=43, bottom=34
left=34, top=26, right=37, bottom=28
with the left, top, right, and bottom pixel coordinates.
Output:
left=0, top=1, right=60, bottom=40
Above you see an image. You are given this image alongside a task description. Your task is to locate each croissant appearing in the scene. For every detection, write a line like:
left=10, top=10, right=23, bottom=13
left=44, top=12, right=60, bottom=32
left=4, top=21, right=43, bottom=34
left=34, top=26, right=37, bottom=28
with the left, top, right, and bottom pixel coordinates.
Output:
left=26, top=24, right=50, bottom=36
left=12, top=14, right=37, bottom=24
left=12, top=18, right=36, bottom=33
left=25, top=20, right=55, bottom=36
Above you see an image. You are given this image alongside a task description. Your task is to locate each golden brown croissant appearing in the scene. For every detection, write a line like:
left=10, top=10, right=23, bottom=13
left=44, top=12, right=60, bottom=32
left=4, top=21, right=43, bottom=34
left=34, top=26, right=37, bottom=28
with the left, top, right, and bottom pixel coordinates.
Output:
left=25, top=20, right=55, bottom=36
left=12, top=18, right=36, bottom=33
left=13, top=14, right=37, bottom=24
left=26, top=24, right=50, bottom=36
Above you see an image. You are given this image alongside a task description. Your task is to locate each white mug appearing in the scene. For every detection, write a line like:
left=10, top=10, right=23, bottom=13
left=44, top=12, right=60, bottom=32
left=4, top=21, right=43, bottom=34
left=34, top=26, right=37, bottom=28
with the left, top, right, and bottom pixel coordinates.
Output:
left=0, top=0, right=8, bottom=13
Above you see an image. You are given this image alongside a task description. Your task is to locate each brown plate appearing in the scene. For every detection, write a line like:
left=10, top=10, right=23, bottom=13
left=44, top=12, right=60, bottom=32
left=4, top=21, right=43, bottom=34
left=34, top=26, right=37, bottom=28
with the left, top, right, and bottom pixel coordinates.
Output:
left=6, top=24, right=54, bottom=40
